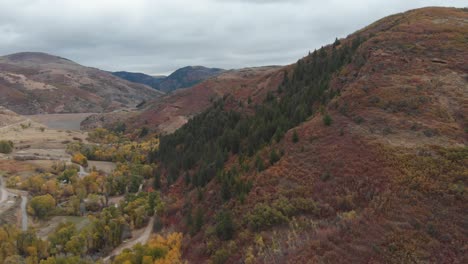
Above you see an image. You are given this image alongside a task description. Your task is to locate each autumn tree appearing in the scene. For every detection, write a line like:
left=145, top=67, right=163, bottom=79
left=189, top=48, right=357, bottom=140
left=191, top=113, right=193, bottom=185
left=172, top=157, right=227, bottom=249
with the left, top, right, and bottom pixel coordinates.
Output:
left=28, top=194, right=56, bottom=219
left=112, top=232, right=183, bottom=264
left=48, top=222, right=77, bottom=254
left=72, top=152, right=88, bottom=167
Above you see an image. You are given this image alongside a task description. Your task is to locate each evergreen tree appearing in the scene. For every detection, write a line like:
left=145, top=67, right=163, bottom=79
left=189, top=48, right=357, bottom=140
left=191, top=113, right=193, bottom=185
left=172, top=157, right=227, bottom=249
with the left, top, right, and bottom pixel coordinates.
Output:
left=292, top=130, right=299, bottom=143
left=153, top=170, right=161, bottom=189
left=216, top=211, right=234, bottom=240
left=323, top=114, right=333, bottom=126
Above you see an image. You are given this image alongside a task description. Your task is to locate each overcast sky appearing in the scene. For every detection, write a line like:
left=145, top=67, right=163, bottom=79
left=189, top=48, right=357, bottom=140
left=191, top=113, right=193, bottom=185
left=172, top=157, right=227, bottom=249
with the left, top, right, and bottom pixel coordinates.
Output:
left=0, top=0, right=466, bottom=75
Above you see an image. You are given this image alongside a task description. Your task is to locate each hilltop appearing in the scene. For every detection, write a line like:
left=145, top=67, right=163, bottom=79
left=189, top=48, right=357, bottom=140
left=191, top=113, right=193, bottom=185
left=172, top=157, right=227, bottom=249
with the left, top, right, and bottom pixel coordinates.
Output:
left=0, top=52, right=162, bottom=114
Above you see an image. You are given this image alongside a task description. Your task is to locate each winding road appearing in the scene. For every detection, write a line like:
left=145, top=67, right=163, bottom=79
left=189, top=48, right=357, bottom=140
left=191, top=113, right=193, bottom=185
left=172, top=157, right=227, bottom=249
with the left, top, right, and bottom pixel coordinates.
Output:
left=78, top=165, right=89, bottom=178
left=0, top=176, right=28, bottom=231
left=21, top=195, right=28, bottom=231
left=103, top=216, right=155, bottom=262
left=0, top=177, right=8, bottom=203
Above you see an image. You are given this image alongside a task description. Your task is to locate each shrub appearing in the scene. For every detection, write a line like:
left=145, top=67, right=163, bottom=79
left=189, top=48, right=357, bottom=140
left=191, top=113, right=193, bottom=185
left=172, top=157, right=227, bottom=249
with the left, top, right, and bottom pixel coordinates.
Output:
left=320, top=172, right=331, bottom=181
left=255, top=156, right=265, bottom=172
left=20, top=122, right=31, bottom=129
left=28, top=194, right=56, bottom=219
left=269, top=149, right=280, bottom=165
left=139, top=127, right=149, bottom=138
left=272, top=197, right=296, bottom=217
left=192, top=207, right=204, bottom=234
left=0, top=140, right=13, bottom=154
left=273, top=197, right=319, bottom=217
left=291, top=198, right=319, bottom=215
left=212, top=248, right=230, bottom=264
left=368, top=96, right=380, bottom=104
left=337, top=194, right=355, bottom=211
left=323, top=114, right=333, bottom=126
left=353, top=116, right=365, bottom=124
left=423, top=129, right=438, bottom=137
left=246, top=204, right=288, bottom=230
left=333, top=37, right=341, bottom=47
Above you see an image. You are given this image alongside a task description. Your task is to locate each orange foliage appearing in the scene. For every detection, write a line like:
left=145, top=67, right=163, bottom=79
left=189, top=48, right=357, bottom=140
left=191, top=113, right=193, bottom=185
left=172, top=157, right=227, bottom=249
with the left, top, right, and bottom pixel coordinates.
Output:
left=71, top=153, right=88, bottom=167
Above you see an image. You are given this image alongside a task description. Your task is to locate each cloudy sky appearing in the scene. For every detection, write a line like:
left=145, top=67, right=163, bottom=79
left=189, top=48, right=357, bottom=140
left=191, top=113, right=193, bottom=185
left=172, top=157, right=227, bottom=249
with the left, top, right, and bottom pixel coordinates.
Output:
left=0, top=0, right=466, bottom=75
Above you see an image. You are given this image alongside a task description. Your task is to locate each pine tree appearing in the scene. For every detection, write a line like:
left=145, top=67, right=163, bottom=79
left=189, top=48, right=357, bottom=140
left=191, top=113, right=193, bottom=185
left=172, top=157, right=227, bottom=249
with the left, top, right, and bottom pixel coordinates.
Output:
left=323, top=114, right=333, bottom=126
left=153, top=170, right=161, bottom=189
left=216, top=211, right=234, bottom=240
left=292, top=130, right=299, bottom=143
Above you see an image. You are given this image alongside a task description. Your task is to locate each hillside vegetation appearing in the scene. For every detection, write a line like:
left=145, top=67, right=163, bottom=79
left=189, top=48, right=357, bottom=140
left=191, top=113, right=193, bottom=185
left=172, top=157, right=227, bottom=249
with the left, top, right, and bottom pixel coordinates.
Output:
left=0, top=6, right=466, bottom=264
left=150, top=7, right=467, bottom=263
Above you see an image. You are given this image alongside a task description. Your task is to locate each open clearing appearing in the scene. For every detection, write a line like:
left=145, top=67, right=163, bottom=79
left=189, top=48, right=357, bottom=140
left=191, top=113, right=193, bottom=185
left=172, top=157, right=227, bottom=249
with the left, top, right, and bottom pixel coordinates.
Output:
left=0, top=113, right=90, bottom=230
left=88, top=160, right=117, bottom=174
left=0, top=117, right=87, bottom=160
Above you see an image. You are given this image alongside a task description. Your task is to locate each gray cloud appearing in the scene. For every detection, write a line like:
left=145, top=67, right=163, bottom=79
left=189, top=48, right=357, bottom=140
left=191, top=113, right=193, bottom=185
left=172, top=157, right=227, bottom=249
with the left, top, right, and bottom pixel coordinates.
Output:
left=0, top=0, right=466, bottom=75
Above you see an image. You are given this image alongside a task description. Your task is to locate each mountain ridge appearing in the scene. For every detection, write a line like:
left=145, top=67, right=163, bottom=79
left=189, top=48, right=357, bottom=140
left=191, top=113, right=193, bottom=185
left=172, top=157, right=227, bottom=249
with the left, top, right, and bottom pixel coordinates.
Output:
left=0, top=52, right=162, bottom=114
left=112, top=65, right=225, bottom=92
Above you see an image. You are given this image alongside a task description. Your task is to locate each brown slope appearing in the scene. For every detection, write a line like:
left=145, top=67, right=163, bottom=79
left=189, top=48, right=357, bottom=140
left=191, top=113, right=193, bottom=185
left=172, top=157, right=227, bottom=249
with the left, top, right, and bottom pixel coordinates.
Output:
left=0, top=52, right=162, bottom=114
left=159, top=7, right=467, bottom=263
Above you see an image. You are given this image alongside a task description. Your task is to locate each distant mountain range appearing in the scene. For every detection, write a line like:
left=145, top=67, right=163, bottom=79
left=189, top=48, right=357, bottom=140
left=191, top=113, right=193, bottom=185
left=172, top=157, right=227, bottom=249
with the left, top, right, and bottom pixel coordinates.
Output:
left=111, top=71, right=166, bottom=90
left=113, top=66, right=224, bottom=93
left=0, top=52, right=161, bottom=114
left=83, top=66, right=281, bottom=132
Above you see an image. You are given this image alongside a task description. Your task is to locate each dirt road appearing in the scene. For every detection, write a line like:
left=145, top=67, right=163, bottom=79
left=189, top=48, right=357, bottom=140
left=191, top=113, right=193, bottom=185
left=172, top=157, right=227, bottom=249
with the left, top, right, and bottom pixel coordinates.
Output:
left=1, top=176, right=28, bottom=230
left=0, top=177, right=9, bottom=204
left=21, top=195, right=28, bottom=231
left=103, top=216, right=155, bottom=262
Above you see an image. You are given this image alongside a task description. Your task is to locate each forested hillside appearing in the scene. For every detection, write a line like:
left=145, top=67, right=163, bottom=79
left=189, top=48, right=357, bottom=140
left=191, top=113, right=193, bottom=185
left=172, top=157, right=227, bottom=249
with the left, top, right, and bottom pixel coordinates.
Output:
left=151, top=7, right=467, bottom=263
left=0, top=6, right=466, bottom=264
left=154, top=36, right=365, bottom=188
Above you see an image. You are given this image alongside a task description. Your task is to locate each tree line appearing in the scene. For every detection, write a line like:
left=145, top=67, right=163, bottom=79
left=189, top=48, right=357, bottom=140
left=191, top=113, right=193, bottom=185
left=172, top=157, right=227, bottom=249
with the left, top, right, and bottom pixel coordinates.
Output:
left=151, top=35, right=366, bottom=195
